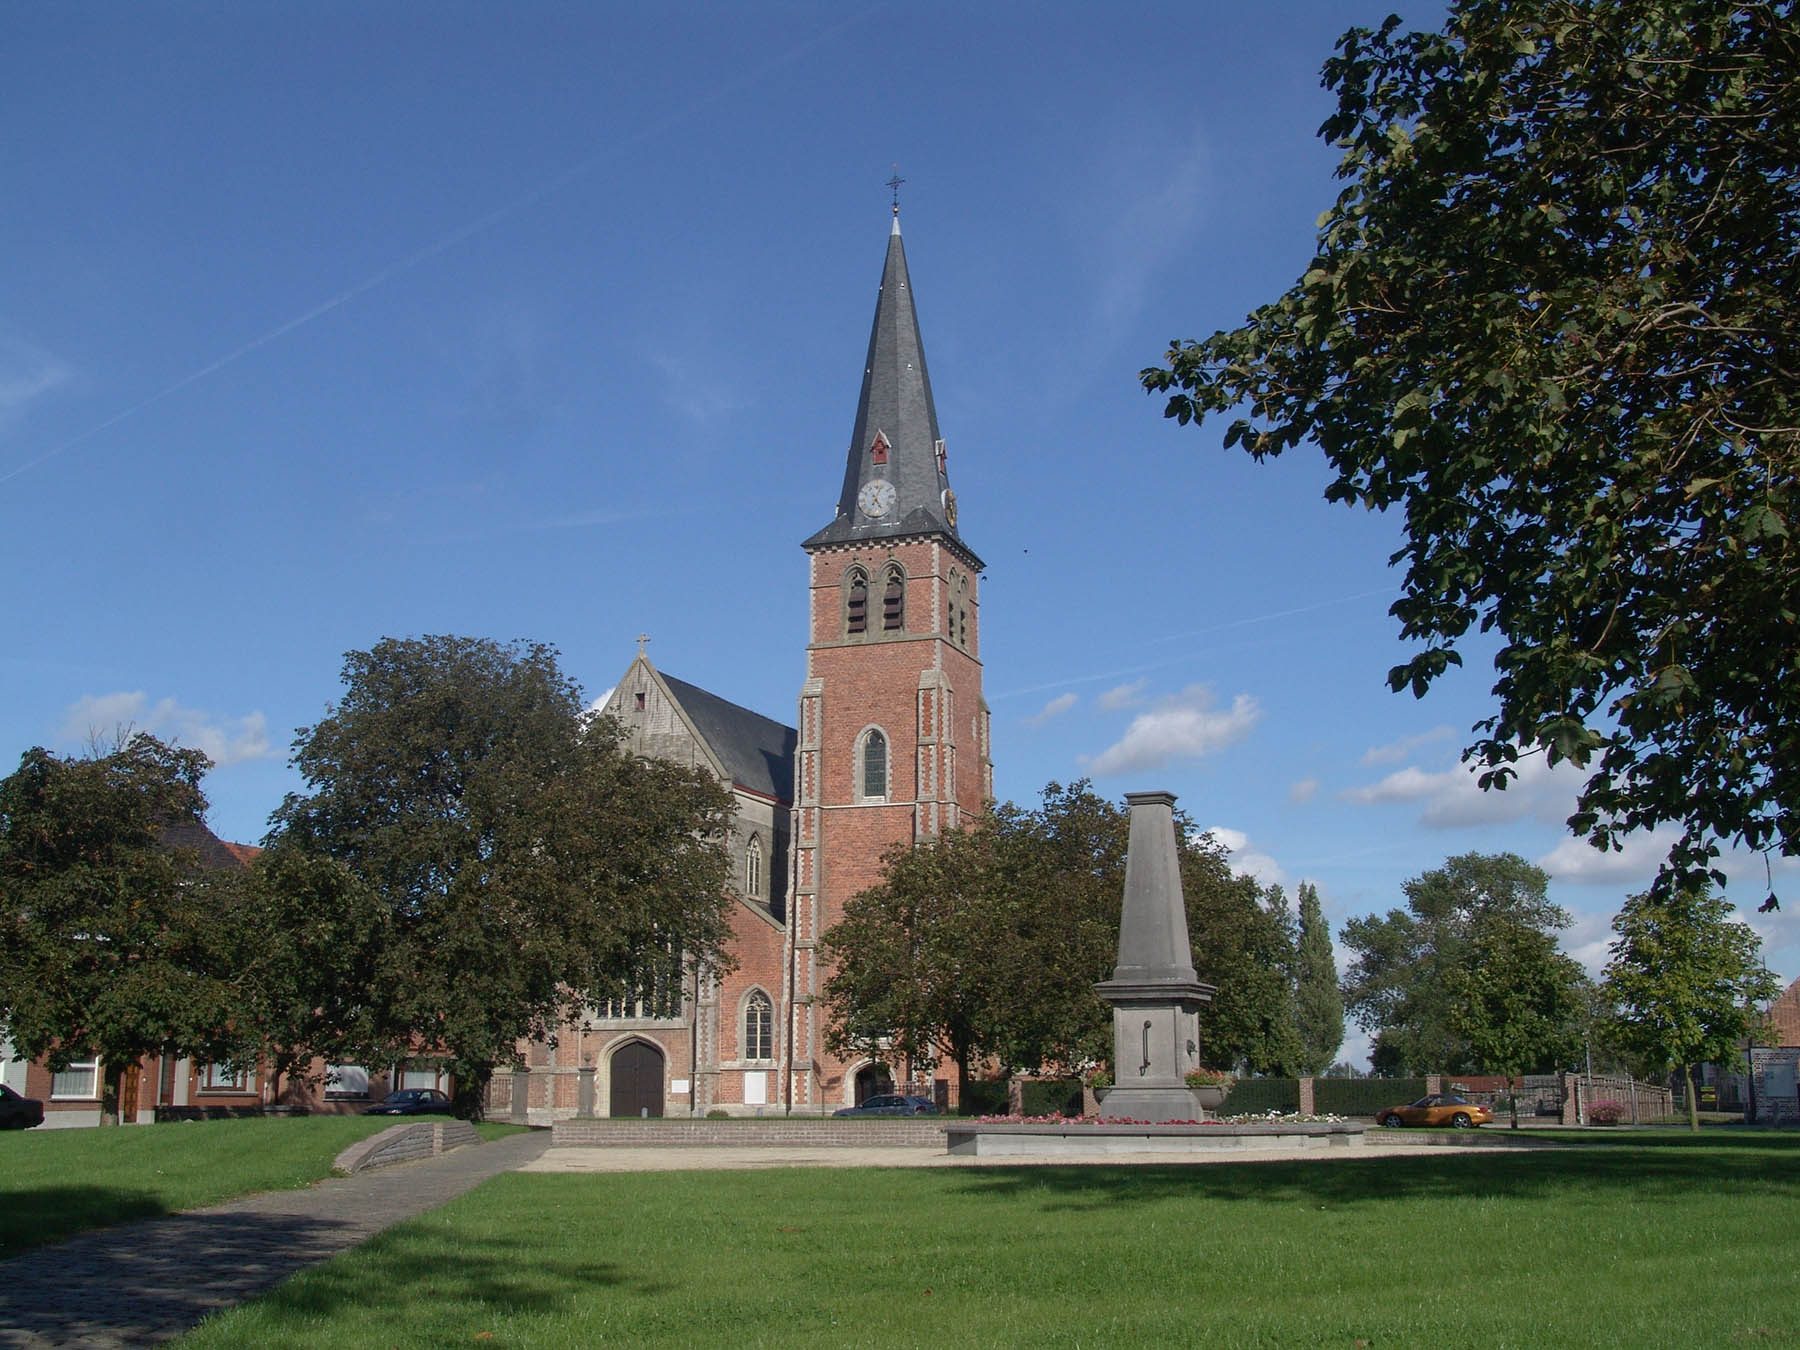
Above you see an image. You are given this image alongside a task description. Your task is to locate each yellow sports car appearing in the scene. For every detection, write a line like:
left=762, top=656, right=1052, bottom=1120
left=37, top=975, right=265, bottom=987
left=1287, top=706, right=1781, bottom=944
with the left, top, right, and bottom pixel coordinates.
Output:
left=1375, top=1094, right=1494, bottom=1129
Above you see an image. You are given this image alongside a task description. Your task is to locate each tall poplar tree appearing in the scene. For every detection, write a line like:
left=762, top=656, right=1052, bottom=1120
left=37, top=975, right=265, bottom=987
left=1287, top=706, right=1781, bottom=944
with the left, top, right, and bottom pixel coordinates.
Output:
left=1294, top=881, right=1344, bottom=1075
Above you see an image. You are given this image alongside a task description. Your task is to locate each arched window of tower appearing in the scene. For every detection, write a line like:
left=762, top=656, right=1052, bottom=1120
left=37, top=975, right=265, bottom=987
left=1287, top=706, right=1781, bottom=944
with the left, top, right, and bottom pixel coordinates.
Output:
left=862, top=728, right=888, bottom=800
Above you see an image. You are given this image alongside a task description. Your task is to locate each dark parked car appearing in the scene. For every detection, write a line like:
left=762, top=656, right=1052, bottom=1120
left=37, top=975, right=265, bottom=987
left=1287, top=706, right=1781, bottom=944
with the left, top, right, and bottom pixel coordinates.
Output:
left=365, top=1088, right=454, bottom=1116
left=0, top=1083, right=44, bottom=1130
left=833, top=1093, right=940, bottom=1117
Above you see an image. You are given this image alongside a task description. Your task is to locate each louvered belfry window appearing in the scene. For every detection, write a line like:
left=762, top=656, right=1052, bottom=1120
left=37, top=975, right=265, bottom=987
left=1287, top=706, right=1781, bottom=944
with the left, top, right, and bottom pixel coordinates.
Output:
left=846, top=568, right=868, bottom=635
left=882, top=566, right=905, bottom=631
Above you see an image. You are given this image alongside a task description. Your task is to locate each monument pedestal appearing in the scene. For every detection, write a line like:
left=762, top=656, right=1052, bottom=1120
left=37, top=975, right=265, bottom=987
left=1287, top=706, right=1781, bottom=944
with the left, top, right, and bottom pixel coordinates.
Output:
left=1092, top=792, right=1218, bottom=1122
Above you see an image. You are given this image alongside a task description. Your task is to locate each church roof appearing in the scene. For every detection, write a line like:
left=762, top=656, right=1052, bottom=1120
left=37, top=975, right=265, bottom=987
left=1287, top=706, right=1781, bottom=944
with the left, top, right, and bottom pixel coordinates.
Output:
left=805, top=214, right=980, bottom=566
left=1768, top=975, right=1800, bottom=1048
left=660, top=673, right=797, bottom=805
left=160, top=818, right=262, bottom=870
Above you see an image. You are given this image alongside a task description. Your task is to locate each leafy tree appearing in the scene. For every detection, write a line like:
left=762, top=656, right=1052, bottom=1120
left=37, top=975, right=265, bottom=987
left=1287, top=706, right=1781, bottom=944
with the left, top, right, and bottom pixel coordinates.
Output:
left=1142, top=1, right=1800, bottom=897
left=1603, top=886, right=1780, bottom=1130
left=270, top=635, right=735, bottom=1117
left=821, top=781, right=1303, bottom=1092
left=1294, top=881, right=1344, bottom=1074
left=1184, top=855, right=1304, bottom=1075
left=1447, top=916, right=1588, bottom=1126
left=231, top=845, right=394, bottom=1105
left=0, top=735, right=248, bottom=1121
left=820, top=821, right=1004, bottom=1101
left=1343, top=852, right=1570, bottom=1074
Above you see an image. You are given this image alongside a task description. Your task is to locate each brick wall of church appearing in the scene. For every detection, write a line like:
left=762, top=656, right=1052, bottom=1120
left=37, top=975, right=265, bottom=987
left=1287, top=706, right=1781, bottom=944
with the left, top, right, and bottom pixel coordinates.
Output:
left=791, top=533, right=986, bottom=1105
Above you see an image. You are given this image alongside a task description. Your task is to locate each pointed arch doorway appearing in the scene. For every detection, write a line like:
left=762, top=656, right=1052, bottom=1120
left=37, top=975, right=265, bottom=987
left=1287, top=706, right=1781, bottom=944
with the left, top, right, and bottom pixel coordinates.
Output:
left=853, top=1063, right=894, bottom=1105
left=610, top=1042, right=665, bottom=1118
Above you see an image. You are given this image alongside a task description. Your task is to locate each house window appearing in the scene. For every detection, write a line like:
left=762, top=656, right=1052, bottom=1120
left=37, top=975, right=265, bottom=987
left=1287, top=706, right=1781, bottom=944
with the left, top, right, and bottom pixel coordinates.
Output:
left=845, top=567, right=869, bottom=635
left=745, top=834, right=763, bottom=899
left=325, top=1065, right=370, bottom=1099
left=635, top=691, right=646, bottom=710
left=203, top=1061, right=255, bottom=1094
left=862, top=729, right=888, bottom=800
left=882, top=565, right=905, bottom=631
left=744, top=990, right=773, bottom=1062
left=52, top=1059, right=99, bottom=1099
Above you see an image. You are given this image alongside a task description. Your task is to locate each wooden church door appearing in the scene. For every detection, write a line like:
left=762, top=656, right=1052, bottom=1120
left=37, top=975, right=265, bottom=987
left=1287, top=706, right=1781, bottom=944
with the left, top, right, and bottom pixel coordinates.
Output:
left=609, top=1042, right=665, bottom=1118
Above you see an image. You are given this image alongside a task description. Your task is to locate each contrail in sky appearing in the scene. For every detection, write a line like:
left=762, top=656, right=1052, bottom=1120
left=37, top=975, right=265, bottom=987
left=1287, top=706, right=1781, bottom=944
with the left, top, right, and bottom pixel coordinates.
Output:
left=991, top=586, right=1395, bottom=702
left=0, top=11, right=874, bottom=489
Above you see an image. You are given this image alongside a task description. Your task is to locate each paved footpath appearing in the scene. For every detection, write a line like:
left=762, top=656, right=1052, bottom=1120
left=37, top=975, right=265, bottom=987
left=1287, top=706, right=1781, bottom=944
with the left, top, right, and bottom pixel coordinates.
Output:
left=0, top=1130, right=552, bottom=1349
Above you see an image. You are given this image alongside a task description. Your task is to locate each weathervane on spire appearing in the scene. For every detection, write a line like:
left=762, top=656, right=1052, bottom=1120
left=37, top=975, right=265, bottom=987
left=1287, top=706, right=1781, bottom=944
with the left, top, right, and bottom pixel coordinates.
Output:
left=887, top=164, right=905, bottom=216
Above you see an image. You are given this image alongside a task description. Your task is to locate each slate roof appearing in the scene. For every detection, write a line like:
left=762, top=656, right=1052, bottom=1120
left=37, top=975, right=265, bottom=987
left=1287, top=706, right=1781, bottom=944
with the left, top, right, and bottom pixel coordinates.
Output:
left=660, top=673, right=797, bottom=804
left=805, top=214, right=981, bottom=567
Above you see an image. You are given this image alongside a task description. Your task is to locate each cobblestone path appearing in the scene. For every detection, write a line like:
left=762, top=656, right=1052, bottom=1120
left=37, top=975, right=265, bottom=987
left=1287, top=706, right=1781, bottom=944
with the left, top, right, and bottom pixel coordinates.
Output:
left=0, top=1129, right=551, bottom=1348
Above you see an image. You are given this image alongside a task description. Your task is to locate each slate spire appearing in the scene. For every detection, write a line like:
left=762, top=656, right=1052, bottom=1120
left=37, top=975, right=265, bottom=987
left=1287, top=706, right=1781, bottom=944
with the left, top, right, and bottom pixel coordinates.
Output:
left=805, top=214, right=970, bottom=556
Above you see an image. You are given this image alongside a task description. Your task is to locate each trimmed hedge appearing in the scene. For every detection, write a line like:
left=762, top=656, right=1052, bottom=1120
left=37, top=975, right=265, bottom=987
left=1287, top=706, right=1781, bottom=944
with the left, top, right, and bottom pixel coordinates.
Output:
left=1315, top=1077, right=1428, bottom=1116
left=1020, top=1079, right=1083, bottom=1118
left=1218, top=1078, right=1300, bottom=1114
left=960, top=1080, right=1010, bottom=1116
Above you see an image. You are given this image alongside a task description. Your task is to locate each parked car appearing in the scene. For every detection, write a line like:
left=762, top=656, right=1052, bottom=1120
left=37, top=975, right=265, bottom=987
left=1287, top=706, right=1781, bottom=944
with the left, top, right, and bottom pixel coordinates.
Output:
left=1375, top=1094, right=1493, bottom=1129
left=365, top=1088, right=454, bottom=1116
left=0, top=1083, right=45, bottom=1130
left=833, top=1094, right=940, bottom=1117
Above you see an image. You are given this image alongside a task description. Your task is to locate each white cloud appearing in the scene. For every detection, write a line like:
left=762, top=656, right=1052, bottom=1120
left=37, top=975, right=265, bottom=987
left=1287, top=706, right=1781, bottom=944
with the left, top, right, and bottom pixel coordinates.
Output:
left=1202, top=825, right=1289, bottom=887
left=0, top=330, right=72, bottom=426
left=1083, top=685, right=1260, bottom=776
left=1026, top=692, right=1078, bottom=726
left=1341, top=754, right=1582, bottom=829
left=1361, top=725, right=1456, bottom=766
left=1536, top=829, right=1682, bottom=887
left=581, top=688, right=618, bottom=726
left=59, top=692, right=273, bottom=768
left=1097, top=679, right=1147, bottom=711
left=1288, top=777, right=1319, bottom=805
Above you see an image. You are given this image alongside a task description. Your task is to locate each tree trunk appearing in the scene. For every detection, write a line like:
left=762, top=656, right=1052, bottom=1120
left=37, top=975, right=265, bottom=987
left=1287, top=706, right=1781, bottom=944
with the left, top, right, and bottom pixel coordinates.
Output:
left=100, top=1066, right=121, bottom=1126
left=1508, top=1072, right=1519, bottom=1130
left=1683, top=1064, right=1700, bottom=1132
left=452, top=1063, right=491, bottom=1121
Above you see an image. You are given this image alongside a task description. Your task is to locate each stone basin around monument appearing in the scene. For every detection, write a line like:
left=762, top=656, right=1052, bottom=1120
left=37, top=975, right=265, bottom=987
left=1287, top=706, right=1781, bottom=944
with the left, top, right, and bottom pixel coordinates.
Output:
left=944, top=1120, right=1367, bottom=1158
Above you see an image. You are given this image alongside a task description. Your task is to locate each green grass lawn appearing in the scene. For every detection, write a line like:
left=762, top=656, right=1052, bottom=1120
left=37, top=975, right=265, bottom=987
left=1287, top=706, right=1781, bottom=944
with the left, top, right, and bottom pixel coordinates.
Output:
left=0, top=1116, right=524, bottom=1258
left=179, top=1131, right=1800, bottom=1349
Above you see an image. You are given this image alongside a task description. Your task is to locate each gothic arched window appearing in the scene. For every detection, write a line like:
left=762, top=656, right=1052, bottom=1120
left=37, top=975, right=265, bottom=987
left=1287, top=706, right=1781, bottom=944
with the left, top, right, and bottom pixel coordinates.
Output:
left=862, top=728, right=888, bottom=800
left=882, top=564, right=905, bottom=632
left=745, top=834, right=763, bottom=900
left=845, top=567, right=868, bottom=636
left=744, top=990, right=773, bottom=1062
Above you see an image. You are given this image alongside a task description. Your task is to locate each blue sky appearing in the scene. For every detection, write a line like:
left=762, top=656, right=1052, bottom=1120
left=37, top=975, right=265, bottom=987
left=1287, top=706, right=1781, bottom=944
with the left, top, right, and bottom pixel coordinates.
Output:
left=5, top=3, right=1792, bottom=1062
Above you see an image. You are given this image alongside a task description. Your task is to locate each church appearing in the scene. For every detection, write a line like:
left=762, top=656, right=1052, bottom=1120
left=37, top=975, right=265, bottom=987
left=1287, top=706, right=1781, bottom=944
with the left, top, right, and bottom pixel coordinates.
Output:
left=518, top=210, right=992, bottom=1118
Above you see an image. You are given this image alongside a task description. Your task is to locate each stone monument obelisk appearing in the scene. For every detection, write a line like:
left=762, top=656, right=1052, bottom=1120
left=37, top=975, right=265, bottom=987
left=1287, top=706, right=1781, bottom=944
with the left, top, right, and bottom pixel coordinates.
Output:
left=1093, top=791, right=1218, bottom=1121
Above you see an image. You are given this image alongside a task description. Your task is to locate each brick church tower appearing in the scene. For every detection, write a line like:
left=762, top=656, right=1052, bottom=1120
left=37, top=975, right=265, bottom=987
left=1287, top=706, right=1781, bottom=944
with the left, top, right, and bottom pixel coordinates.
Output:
left=783, top=210, right=992, bottom=1110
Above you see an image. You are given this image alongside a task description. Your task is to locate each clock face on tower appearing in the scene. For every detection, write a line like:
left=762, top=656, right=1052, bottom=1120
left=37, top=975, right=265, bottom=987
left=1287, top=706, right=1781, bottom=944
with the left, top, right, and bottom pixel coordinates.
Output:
left=857, top=477, right=898, bottom=518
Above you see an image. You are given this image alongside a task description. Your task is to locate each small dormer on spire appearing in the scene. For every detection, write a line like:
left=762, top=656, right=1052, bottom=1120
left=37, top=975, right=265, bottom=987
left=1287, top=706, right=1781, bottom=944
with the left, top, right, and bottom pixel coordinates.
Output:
left=805, top=206, right=976, bottom=564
